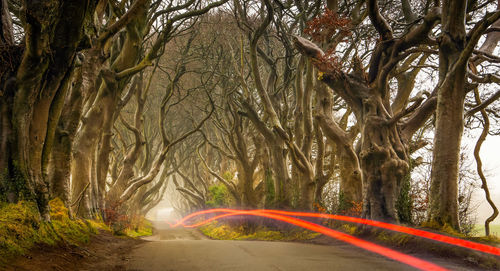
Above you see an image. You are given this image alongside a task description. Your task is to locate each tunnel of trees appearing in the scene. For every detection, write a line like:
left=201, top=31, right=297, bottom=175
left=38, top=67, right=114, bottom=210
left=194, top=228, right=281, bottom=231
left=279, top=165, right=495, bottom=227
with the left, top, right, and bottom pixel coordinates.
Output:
left=1, top=0, right=500, bottom=236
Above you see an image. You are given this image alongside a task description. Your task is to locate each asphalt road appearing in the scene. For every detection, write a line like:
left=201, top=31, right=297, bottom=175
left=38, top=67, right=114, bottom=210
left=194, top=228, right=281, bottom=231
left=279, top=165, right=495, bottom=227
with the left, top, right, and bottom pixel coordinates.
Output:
left=125, top=221, right=425, bottom=271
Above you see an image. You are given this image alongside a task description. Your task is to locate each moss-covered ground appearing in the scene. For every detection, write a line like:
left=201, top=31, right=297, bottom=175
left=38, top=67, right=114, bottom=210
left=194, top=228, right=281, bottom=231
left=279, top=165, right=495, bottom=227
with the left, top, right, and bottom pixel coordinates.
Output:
left=0, top=198, right=152, bottom=265
left=0, top=198, right=104, bottom=264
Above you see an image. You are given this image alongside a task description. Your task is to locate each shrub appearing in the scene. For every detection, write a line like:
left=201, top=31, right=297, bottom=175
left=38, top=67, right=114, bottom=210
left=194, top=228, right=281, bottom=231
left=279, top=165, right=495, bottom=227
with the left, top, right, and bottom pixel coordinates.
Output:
left=103, top=203, right=131, bottom=235
left=206, top=184, right=231, bottom=207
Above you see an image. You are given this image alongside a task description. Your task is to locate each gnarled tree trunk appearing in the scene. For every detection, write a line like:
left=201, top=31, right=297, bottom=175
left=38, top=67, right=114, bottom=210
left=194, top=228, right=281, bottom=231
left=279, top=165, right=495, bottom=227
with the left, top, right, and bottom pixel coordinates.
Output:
left=314, top=83, right=362, bottom=206
left=0, top=0, right=95, bottom=220
left=358, top=95, right=409, bottom=221
left=71, top=6, right=148, bottom=216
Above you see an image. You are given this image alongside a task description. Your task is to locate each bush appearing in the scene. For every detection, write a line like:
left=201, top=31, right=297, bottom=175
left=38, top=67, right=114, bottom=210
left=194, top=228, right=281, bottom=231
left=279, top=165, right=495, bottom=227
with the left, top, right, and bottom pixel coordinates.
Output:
left=206, top=184, right=231, bottom=207
left=103, top=202, right=131, bottom=235
left=102, top=202, right=152, bottom=237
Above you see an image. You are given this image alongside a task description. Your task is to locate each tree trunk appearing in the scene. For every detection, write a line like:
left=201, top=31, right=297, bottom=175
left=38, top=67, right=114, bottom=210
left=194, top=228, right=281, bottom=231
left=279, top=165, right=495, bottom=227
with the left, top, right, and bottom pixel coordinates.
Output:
left=298, top=172, right=315, bottom=210
left=71, top=7, right=147, bottom=216
left=237, top=164, right=257, bottom=207
left=71, top=86, right=114, bottom=216
left=296, top=61, right=315, bottom=210
left=314, top=83, right=362, bottom=205
left=0, top=0, right=13, bottom=46
left=270, top=145, right=291, bottom=207
left=49, top=66, right=84, bottom=205
left=428, top=0, right=467, bottom=231
left=95, top=100, right=119, bottom=210
left=428, top=77, right=464, bottom=230
left=0, top=1, right=95, bottom=220
left=359, top=95, right=409, bottom=222
left=428, top=74, right=465, bottom=230
left=0, top=3, right=18, bottom=202
left=338, top=144, right=363, bottom=204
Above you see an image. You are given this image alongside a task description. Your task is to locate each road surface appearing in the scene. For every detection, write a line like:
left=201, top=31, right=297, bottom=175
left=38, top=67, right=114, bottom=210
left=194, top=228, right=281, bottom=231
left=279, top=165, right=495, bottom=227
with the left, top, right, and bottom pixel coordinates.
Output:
left=125, top=221, right=442, bottom=271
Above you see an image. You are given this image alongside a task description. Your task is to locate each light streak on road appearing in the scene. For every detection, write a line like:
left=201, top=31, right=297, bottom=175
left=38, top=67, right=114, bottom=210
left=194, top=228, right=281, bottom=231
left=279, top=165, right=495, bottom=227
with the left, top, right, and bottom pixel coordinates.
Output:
left=169, top=209, right=449, bottom=271
left=169, top=208, right=500, bottom=257
left=264, top=209, right=500, bottom=257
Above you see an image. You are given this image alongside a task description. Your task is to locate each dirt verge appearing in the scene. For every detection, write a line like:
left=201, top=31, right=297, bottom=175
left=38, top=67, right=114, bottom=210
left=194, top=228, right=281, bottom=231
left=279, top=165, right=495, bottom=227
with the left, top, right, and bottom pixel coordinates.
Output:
left=4, top=230, right=144, bottom=271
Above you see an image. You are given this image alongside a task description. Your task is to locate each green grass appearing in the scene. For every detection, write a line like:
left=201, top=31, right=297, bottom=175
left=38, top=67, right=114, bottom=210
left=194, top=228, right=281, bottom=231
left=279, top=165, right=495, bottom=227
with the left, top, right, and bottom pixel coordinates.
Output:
left=124, top=219, right=153, bottom=238
left=472, top=224, right=500, bottom=237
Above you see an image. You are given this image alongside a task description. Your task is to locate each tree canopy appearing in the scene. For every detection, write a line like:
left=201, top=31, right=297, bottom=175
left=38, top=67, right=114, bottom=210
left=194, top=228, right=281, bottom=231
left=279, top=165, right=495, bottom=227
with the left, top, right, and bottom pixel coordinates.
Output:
left=1, top=0, right=500, bottom=235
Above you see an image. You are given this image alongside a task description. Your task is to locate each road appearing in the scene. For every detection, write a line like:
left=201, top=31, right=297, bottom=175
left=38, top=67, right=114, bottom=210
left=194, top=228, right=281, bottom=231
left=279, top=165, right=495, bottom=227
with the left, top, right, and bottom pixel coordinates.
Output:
left=125, top=221, right=430, bottom=271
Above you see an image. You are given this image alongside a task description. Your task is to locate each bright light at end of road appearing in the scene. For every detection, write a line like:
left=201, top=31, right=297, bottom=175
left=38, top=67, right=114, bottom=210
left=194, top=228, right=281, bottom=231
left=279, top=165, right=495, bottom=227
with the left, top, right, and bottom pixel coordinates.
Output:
left=156, top=207, right=174, bottom=221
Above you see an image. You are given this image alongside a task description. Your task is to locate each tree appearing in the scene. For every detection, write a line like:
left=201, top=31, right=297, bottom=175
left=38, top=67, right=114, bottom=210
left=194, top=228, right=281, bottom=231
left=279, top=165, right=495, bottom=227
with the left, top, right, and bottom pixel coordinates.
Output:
left=294, top=0, right=440, bottom=222
left=429, top=0, right=500, bottom=230
left=68, top=0, right=227, bottom=217
left=0, top=0, right=97, bottom=220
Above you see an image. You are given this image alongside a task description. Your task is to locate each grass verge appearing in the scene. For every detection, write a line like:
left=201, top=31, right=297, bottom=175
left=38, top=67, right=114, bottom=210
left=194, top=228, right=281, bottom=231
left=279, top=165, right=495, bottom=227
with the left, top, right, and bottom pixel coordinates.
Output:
left=199, top=220, right=320, bottom=241
left=123, top=218, right=153, bottom=238
left=472, top=224, right=500, bottom=237
left=0, top=198, right=109, bottom=265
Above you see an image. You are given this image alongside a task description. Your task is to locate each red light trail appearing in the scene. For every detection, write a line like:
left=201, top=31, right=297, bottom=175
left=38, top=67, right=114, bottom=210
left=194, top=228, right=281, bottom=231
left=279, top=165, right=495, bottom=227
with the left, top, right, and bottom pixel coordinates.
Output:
left=264, top=209, right=500, bottom=257
left=169, top=208, right=500, bottom=257
left=171, top=209, right=448, bottom=271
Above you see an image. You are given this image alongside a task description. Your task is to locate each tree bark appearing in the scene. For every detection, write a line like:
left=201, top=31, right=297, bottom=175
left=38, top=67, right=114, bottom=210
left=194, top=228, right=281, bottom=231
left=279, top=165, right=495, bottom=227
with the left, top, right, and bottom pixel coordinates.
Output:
left=428, top=0, right=467, bottom=230
left=0, top=0, right=95, bottom=220
left=48, top=65, right=84, bottom=205
left=314, top=83, right=362, bottom=205
left=295, top=36, right=410, bottom=222
left=0, top=0, right=17, bottom=202
left=0, top=0, right=13, bottom=46
left=71, top=5, right=148, bottom=216
left=359, top=96, right=409, bottom=222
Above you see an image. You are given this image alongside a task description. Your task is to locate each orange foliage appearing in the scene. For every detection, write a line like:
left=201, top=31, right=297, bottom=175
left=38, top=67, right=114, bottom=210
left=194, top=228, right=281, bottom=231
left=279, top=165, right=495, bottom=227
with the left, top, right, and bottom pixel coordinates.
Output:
left=304, top=7, right=351, bottom=44
left=313, top=202, right=325, bottom=213
left=103, top=203, right=131, bottom=233
left=303, top=7, right=351, bottom=77
left=344, top=201, right=363, bottom=217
